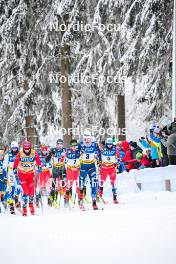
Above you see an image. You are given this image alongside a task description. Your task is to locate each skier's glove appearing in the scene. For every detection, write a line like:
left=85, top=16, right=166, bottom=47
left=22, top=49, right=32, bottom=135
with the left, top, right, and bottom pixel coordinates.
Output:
left=3, top=178, right=7, bottom=185
left=13, top=169, right=18, bottom=176
left=16, top=176, right=21, bottom=186
left=38, top=166, right=42, bottom=173
left=16, top=185, right=22, bottom=193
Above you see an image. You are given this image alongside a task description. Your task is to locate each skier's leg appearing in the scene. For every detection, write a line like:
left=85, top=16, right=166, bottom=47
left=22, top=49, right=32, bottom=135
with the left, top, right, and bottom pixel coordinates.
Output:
left=99, top=166, right=108, bottom=197
left=109, top=168, right=118, bottom=204
left=65, top=168, right=74, bottom=205
left=8, top=185, right=15, bottom=214
left=22, top=194, right=28, bottom=216
left=79, top=166, right=87, bottom=205
left=19, top=172, right=29, bottom=216
left=89, top=165, right=98, bottom=210
left=44, top=171, right=51, bottom=189
left=27, top=173, right=35, bottom=215
left=74, top=169, right=80, bottom=195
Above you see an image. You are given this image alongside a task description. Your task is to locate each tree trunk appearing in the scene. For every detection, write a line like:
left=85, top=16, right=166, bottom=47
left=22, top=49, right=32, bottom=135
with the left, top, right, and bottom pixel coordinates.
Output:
left=117, top=95, right=126, bottom=141
left=23, top=80, right=39, bottom=147
left=25, top=115, right=38, bottom=146
left=61, top=15, right=72, bottom=147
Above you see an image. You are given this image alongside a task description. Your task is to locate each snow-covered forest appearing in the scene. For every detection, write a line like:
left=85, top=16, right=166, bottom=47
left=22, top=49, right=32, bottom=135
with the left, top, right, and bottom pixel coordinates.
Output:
left=0, top=0, right=173, bottom=145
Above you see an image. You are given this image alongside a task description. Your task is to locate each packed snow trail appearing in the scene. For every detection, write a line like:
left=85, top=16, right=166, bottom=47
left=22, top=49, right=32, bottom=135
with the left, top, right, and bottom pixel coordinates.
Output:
left=1, top=191, right=176, bottom=264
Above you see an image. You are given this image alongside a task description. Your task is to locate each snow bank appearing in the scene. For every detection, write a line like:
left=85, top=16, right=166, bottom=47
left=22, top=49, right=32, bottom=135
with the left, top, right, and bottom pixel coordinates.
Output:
left=117, top=166, right=176, bottom=194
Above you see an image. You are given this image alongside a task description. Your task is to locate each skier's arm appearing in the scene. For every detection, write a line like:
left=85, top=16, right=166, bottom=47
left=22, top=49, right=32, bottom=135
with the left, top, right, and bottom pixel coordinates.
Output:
left=35, top=151, right=42, bottom=167
left=2, top=154, right=9, bottom=177
left=12, top=153, right=21, bottom=184
left=96, top=144, right=101, bottom=162
left=139, top=139, right=150, bottom=149
left=13, top=153, right=20, bottom=170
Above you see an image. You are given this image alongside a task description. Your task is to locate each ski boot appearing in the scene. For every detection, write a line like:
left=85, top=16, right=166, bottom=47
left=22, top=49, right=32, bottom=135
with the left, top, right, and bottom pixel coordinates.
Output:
left=99, top=187, right=103, bottom=197
left=78, top=189, right=85, bottom=210
left=29, top=203, right=35, bottom=215
left=98, top=187, right=104, bottom=202
left=78, top=199, right=85, bottom=211
left=83, top=186, right=87, bottom=197
left=64, top=190, right=70, bottom=208
left=96, top=192, right=100, bottom=203
left=15, top=195, right=21, bottom=209
left=48, top=195, right=53, bottom=207
left=35, top=195, right=40, bottom=208
left=113, top=193, right=119, bottom=204
left=22, top=207, right=27, bottom=216
left=48, top=189, right=56, bottom=207
left=9, top=201, right=15, bottom=215
left=92, top=199, right=98, bottom=210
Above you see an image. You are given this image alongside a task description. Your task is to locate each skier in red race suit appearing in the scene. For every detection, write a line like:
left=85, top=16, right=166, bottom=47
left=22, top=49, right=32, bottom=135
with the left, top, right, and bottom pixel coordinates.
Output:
left=13, top=141, right=41, bottom=216
left=99, top=137, right=119, bottom=204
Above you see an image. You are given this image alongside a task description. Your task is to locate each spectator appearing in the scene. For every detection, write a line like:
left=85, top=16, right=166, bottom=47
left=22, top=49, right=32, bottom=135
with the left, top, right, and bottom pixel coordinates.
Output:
left=167, top=133, right=176, bottom=165
left=139, top=127, right=162, bottom=168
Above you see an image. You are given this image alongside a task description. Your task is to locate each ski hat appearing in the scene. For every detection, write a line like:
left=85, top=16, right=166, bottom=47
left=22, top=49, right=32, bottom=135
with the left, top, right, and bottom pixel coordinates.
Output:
left=22, top=141, right=32, bottom=150
left=56, top=139, right=64, bottom=145
left=136, top=152, right=143, bottom=160
left=106, top=137, right=113, bottom=145
left=149, top=124, right=155, bottom=131
left=11, top=141, right=19, bottom=149
left=41, top=145, right=49, bottom=152
left=153, top=127, right=160, bottom=134
left=129, top=141, right=138, bottom=148
left=83, top=130, right=92, bottom=139
left=70, top=139, right=78, bottom=147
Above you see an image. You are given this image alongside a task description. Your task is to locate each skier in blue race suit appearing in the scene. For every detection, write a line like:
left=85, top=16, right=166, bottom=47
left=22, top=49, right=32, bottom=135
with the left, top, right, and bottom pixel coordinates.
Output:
left=78, top=131, right=101, bottom=210
left=3, top=141, right=21, bottom=214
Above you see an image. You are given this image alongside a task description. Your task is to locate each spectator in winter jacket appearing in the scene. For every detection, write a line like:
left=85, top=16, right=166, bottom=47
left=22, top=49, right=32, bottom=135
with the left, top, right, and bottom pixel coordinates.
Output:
left=167, top=118, right=176, bottom=135
left=116, top=143, right=125, bottom=159
left=161, top=118, right=176, bottom=137
left=116, top=144, right=126, bottom=173
left=161, top=117, right=176, bottom=165
left=120, top=140, right=130, bottom=153
left=124, top=142, right=143, bottom=170
left=121, top=142, right=142, bottom=171
left=135, top=152, right=152, bottom=169
left=123, top=151, right=152, bottom=170
left=139, top=128, right=162, bottom=168
left=129, top=142, right=143, bottom=159
left=160, top=137, right=169, bottom=167
left=166, top=133, right=176, bottom=165
left=122, top=147, right=134, bottom=172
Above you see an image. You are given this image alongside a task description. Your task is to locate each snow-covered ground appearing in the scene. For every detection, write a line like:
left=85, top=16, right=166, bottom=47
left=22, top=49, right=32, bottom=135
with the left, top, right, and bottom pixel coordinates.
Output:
left=1, top=191, right=176, bottom=264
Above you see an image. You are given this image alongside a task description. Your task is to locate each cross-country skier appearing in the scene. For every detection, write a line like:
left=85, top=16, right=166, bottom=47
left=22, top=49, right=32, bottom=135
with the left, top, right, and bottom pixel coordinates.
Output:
left=36, top=145, right=52, bottom=207
left=3, top=141, right=21, bottom=214
left=48, top=139, right=66, bottom=206
left=99, top=138, right=119, bottom=204
left=13, top=141, right=42, bottom=216
left=64, top=139, right=81, bottom=207
left=78, top=131, right=101, bottom=210
left=0, top=149, right=6, bottom=212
